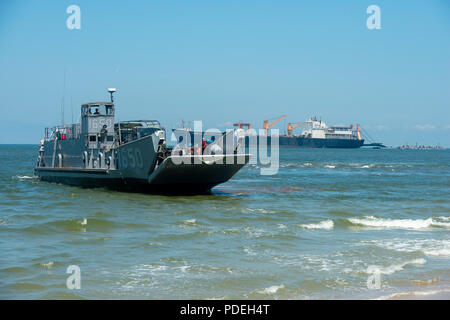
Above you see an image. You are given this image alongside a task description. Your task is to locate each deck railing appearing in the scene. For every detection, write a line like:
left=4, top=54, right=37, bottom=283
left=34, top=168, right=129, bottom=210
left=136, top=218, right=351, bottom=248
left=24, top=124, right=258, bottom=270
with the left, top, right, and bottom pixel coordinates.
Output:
left=45, top=124, right=81, bottom=141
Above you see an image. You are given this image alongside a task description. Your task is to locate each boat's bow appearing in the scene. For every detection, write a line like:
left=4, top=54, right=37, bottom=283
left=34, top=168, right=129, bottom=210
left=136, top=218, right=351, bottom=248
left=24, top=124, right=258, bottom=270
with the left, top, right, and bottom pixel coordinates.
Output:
left=147, top=154, right=250, bottom=190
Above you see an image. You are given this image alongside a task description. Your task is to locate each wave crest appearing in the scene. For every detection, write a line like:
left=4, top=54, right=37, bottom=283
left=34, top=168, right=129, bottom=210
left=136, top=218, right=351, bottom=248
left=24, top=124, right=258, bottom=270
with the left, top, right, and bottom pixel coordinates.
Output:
left=347, top=216, right=450, bottom=230
left=298, top=219, right=334, bottom=230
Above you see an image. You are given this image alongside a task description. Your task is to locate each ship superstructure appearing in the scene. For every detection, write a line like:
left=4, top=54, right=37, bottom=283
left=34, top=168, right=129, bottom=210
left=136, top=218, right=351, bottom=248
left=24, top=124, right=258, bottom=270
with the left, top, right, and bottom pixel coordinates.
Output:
left=300, top=117, right=362, bottom=140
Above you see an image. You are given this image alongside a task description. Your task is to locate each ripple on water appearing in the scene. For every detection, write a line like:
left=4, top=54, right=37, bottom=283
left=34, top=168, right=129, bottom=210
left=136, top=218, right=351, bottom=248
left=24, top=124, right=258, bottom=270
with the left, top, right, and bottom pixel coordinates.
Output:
left=4, top=282, right=47, bottom=292
left=1, top=146, right=450, bottom=299
left=0, top=266, right=31, bottom=276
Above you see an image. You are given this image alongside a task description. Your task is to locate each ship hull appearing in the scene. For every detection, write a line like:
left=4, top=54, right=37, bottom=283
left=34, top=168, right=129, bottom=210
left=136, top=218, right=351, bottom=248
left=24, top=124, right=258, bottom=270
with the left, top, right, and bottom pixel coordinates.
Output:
left=244, top=136, right=364, bottom=148
left=279, top=136, right=365, bottom=148
left=35, top=154, right=250, bottom=194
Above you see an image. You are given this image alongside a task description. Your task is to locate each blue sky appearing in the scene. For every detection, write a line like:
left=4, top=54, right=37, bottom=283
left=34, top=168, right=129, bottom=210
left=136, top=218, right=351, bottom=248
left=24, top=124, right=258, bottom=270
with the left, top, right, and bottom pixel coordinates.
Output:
left=0, top=0, right=449, bottom=146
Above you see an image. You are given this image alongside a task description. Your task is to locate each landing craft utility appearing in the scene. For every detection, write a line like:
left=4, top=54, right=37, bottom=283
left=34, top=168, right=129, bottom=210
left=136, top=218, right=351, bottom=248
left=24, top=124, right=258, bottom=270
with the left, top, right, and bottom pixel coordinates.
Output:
left=35, top=89, right=250, bottom=193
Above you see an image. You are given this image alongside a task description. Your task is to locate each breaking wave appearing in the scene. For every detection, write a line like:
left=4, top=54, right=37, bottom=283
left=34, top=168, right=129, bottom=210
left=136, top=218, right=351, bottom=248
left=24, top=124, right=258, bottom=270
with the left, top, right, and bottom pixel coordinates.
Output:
left=257, top=284, right=285, bottom=295
left=14, top=175, right=36, bottom=180
left=371, top=258, right=426, bottom=275
left=298, top=219, right=334, bottom=230
left=347, top=216, right=450, bottom=230
left=363, top=239, right=450, bottom=257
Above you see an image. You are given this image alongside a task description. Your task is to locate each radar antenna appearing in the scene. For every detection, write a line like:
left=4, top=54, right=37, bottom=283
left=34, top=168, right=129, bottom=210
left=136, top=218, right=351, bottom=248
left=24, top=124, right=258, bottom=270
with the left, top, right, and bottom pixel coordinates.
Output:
left=108, top=88, right=116, bottom=103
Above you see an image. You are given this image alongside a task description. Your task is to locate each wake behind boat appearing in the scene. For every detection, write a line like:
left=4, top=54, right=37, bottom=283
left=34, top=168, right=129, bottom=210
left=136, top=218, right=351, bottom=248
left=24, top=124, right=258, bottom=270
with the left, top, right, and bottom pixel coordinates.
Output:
left=34, top=89, right=250, bottom=194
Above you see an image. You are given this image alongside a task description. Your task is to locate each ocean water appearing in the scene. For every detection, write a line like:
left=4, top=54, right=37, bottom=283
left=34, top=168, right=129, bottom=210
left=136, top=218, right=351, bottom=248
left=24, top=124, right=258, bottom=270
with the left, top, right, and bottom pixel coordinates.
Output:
left=0, top=144, right=449, bottom=299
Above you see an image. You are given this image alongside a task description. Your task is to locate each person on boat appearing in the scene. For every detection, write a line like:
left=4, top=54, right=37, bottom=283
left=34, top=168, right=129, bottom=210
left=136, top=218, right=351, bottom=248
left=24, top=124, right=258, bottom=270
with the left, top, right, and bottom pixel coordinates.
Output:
left=202, top=137, right=207, bottom=151
left=100, top=124, right=108, bottom=134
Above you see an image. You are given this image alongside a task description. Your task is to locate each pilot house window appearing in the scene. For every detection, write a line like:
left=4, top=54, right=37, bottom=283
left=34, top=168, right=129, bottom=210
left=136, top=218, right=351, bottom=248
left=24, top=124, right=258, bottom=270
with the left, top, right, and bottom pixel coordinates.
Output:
left=89, top=135, right=97, bottom=142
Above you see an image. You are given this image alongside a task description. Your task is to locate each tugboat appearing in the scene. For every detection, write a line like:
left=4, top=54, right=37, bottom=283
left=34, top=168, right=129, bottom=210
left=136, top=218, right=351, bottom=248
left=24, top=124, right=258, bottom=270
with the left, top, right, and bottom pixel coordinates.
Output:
left=35, top=89, right=250, bottom=194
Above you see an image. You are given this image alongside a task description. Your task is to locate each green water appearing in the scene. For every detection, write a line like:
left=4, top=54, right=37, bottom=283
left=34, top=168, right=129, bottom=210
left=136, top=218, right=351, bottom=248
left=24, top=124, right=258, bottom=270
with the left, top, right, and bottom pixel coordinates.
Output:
left=0, top=145, right=449, bottom=299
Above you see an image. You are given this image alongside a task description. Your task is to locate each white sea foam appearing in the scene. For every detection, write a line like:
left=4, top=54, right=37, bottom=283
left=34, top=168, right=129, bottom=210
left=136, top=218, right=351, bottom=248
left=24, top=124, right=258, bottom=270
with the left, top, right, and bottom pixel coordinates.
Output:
left=298, top=219, right=334, bottom=230
left=174, top=265, right=190, bottom=273
left=362, top=239, right=450, bottom=257
left=347, top=216, right=450, bottom=230
left=258, top=284, right=285, bottom=295
left=243, top=247, right=257, bottom=256
left=182, top=219, right=196, bottom=224
left=324, top=165, right=336, bottom=169
left=302, top=162, right=313, bottom=167
left=243, top=227, right=266, bottom=237
left=374, top=258, right=426, bottom=275
left=245, top=208, right=271, bottom=214
left=146, top=242, right=163, bottom=246
left=137, top=264, right=168, bottom=274
left=41, top=261, right=54, bottom=268
left=15, top=175, right=36, bottom=180
left=280, top=162, right=301, bottom=168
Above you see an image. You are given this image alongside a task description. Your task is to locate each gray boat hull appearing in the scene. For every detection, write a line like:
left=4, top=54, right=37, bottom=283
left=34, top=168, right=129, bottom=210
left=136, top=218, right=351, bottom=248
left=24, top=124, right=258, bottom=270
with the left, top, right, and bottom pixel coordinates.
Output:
left=35, top=154, right=250, bottom=194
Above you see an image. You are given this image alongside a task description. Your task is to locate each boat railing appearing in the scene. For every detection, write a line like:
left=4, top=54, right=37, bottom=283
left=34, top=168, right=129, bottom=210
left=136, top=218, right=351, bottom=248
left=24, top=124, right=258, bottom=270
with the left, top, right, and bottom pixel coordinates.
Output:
left=117, top=120, right=162, bottom=128
left=115, top=120, right=163, bottom=144
left=45, top=124, right=81, bottom=141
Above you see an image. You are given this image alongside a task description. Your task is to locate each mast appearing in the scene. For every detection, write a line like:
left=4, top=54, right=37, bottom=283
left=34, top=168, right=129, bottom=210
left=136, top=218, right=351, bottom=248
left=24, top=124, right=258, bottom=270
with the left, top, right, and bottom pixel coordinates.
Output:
left=61, top=67, right=66, bottom=126
left=108, top=88, right=116, bottom=103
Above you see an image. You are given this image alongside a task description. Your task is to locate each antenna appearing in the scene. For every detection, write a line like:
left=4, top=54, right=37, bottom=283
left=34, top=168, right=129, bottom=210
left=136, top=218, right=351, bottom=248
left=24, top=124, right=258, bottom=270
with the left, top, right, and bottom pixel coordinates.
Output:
left=108, top=88, right=116, bottom=103
left=71, top=96, right=73, bottom=124
left=61, top=67, right=66, bottom=126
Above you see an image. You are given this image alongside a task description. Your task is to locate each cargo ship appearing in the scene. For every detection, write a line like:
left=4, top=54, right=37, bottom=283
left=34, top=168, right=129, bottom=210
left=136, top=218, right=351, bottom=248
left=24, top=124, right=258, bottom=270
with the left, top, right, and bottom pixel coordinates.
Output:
left=235, top=116, right=382, bottom=149
left=279, top=117, right=365, bottom=148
